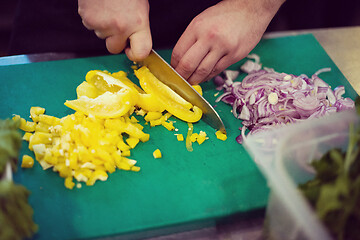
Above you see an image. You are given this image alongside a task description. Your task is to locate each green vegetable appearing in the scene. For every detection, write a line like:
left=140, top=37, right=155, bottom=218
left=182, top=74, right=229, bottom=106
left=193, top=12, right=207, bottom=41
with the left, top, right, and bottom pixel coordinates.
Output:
left=0, top=118, right=38, bottom=239
left=0, top=119, right=22, bottom=176
left=0, top=180, right=38, bottom=240
left=299, top=98, right=360, bottom=240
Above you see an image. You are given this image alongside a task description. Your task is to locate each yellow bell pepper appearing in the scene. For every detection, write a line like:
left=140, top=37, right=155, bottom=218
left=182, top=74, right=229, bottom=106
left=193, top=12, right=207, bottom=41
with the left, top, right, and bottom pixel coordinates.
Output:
left=86, top=70, right=141, bottom=94
left=65, top=89, right=137, bottom=119
left=135, top=66, right=202, bottom=123
left=30, top=106, right=46, bottom=122
left=137, top=93, right=165, bottom=112
left=176, top=134, right=184, bottom=141
left=21, top=155, right=34, bottom=168
left=144, top=111, right=163, bottom=122
left=153, top=149, right=162, bottom=159
left=197, top=131, right=207, bottom=145
left=215, top=130, right=227, bottom=141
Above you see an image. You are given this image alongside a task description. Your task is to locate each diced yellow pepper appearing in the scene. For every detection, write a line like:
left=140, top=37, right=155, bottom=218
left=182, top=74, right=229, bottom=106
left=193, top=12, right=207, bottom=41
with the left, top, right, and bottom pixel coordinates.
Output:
left=130, top=116, right=139, bottom=123
left=68, top=152, right=79, bottom=169
left=144, top=111, right=163, bottom=122
left=215, top=130, right=227, bottom=141
left=116, top=161, right=131, bottom=171
left=117, top=140, right=130, bottom=152
left=131, top=166, right=141, bottom=172
left=23, top=132, right=32, bottom=141
left=126, top=137, right=140, bottom=149
left=44, top=148, right=57, bottom=165
left=176, top=134, right=184, bottom=141
left=17, top=117, right=36, bottom=132
left=21, top=155, right=34, bottom=168
left=197, top=131, right=207, bottom=145
left=38, top=114, right=61, bottom=126
left=121, top=150, right=131, bottom=157
left=105, top=119, right=149, bottom=142
left=35, top=122, right=51, bottom=133
left=153, top=149, right=162, bottom=159
left=54, top=163, right=73, bottom=178
left=133, top=123, right=144, bottom=130
left=162, top=121, right=175, bottom=131
left=32, top=144, right=47, bottom=160
left=150, top=118, right=163, bottom=127
left=30, top=106, right=46, bottom=122
left=65, top=177, right=75, bottom=189
left=74, top=170, right=90, bottom=182
left=104, top=161, right=116, bottom=173
left=86, top=169, right=108, bottom=186
left=190, top=133, right=199, bottom=143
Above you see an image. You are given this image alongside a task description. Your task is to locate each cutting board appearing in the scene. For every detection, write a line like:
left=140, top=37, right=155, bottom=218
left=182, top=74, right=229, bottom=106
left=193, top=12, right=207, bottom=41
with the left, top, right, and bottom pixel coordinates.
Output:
left=0, top=34, right=357, bottom=240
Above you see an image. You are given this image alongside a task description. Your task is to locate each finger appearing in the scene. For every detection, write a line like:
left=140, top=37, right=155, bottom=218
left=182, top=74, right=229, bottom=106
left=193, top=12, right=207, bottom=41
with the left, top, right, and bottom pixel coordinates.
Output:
left=105, top=34, right=128, bottom=54
left=94, top=30, right=110, bottom=39
left=82, top=20, right=93, bottom=30
left=205, top=55, right=235, bottom=81
left=174, top=41, right=209, bottom=80
left=125, top=28, right=152, bottom=61
left=171, top=29, right=197, bottom=68
left=187, top=50, right=226, bottom=85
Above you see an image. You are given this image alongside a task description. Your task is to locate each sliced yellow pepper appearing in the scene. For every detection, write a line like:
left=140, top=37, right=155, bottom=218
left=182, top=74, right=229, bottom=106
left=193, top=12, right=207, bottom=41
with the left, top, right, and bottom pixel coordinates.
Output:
left=144, top=111, right=163, bottom=122
left=137, top=93, right=165, bottom=112
left=135, top=66, right=203, bottom=123
left=87, top=70, right=141, bottom=94
left=76, top=81, right=100, bottom=98
left=65, top=89, right=136, bottom=119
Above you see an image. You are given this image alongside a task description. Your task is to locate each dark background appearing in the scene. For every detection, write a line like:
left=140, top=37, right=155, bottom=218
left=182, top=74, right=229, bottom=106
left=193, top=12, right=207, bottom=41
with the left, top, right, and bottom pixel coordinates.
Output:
left=1, top=0, right=359, bottom=57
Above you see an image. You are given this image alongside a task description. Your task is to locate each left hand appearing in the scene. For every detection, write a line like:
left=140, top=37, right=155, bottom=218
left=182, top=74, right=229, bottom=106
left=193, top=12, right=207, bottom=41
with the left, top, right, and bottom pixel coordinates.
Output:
left=171, top=0, right=284, bottom=84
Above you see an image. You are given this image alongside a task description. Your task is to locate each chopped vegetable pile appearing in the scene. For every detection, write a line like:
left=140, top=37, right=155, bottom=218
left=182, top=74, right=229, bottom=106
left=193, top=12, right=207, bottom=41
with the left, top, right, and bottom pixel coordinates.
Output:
left=214, top=55, right=355, bottom=143
left=16, top=67, right=226, bottom=189
left=299, top=97, right=360, bottom=240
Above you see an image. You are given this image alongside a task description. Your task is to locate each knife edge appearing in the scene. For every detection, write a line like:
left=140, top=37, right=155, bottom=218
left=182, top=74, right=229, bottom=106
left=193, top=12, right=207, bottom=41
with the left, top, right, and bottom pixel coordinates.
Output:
left=138, top=49, right=226, bottom=134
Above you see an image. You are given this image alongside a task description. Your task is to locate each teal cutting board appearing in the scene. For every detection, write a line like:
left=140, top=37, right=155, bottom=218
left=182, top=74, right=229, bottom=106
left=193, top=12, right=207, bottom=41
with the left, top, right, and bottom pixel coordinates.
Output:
left=0, top=34, right=357, bottom=240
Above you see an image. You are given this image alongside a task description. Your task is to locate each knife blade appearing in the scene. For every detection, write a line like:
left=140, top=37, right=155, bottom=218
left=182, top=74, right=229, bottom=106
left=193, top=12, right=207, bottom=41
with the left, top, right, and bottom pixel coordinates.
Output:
left=138, top=49, right=226, bottom=134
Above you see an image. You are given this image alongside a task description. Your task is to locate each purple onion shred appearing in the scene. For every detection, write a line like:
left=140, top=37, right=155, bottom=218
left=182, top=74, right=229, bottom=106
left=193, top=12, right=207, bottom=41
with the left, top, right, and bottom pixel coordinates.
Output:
left=214, top=57, right=355, bottom=144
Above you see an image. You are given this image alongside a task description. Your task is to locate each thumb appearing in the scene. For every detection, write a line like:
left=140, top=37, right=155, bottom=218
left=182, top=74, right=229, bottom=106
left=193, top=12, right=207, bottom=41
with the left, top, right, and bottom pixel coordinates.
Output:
left=125, top=29, right=152, bottom=62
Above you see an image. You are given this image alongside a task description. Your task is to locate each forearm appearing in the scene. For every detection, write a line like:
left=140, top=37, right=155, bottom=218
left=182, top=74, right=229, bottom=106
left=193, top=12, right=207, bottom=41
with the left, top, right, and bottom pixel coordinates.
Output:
left=224, top=0, right=285, bottom=21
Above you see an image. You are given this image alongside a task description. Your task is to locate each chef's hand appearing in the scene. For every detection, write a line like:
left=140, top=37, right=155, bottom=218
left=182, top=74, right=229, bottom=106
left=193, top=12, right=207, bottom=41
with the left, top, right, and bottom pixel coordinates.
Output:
left=78, top=0, right=152, bottom=61
left=171, top=0, right=284, bottom=85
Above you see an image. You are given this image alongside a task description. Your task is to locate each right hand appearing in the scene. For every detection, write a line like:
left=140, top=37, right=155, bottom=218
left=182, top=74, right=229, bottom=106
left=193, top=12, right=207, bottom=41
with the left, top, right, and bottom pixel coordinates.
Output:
left=78, top=0, right=152, bottom=61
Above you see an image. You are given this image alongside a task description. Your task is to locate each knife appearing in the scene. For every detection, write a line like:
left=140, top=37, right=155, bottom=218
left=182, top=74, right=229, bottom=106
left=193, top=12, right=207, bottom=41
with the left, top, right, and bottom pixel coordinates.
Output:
left=138, top=49, right=226, bottom=134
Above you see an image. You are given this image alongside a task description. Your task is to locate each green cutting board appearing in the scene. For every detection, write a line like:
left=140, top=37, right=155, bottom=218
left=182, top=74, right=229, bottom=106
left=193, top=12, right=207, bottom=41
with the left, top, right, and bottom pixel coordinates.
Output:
left=0, top=34, right=357, bottom=240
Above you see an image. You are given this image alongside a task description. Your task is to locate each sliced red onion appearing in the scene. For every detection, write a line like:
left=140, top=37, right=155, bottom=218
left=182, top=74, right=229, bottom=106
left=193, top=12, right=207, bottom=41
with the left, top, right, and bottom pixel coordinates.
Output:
left=214, top=57, right=355, bottom=143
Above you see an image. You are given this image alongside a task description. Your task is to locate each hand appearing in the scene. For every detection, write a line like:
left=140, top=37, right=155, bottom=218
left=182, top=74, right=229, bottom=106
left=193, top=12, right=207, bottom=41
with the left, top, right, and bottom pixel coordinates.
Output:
left=171, top=0, right=285, bottom=84
left=78, top=0, right=152, bottom=61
